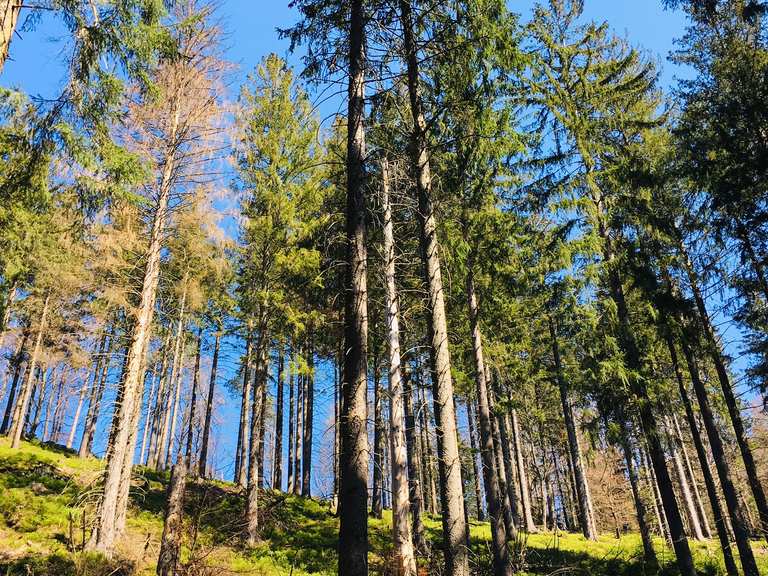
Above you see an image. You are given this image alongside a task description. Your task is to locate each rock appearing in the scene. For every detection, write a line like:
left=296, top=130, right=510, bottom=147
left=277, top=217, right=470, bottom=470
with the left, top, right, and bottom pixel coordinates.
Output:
left=29, top=482, right=48, bottom=495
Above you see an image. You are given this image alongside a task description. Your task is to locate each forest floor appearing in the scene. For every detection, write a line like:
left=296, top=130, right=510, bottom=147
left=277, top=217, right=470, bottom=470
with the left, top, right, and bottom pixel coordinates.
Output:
left=0, top=440, right=765, bottom=575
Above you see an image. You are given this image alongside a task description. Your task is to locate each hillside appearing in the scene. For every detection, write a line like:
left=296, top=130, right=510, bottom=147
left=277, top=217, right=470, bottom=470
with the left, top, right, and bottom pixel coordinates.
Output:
left=0, top=440, right=763, bottom=575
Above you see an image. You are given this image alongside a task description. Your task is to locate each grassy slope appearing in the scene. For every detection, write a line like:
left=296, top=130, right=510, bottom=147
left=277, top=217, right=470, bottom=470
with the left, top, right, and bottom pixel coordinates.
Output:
left=0, top=439, right=765, bottom=575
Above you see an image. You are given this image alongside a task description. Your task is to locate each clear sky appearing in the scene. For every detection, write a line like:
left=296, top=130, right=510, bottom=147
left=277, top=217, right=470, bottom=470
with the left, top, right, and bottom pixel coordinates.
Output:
left=3, top=2, right=724, bottom=493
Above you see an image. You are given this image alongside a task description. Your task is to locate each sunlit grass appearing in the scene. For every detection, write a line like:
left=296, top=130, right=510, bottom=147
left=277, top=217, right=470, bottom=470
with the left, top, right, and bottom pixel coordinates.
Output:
left=0, top=440, right=765, bottom=575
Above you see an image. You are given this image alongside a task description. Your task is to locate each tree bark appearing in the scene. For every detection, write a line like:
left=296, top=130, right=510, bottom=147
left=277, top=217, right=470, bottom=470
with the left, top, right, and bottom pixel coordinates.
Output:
left=10, top=291, right=50, bottom=449
left=294, top=368, right=304, bottom=494
left=680, top=243, right=768, bottom=542
left=0, top=0, right=22, bottom=74
left=465, top=262, right=511, bottom=575
left=246, top=340, right=267, bottom=545
left=372, top=357, right=384, bottom=519
left=403, top=362, right=427, bottom=552
left=619, top=421, right=657, bottom=564
left=88, top=94, right=180, bottom=553
left=666, top=414, right=705, bottom=541
left=1, top=328, right=28, bottom=434
left=338, top=1, right=370, bottom=573
left=381, top=161, right=417, bottom=575
left=510, top=409, right=536, bottom=532
left=156, top=460, right=187, bottom=576
left=287, top=347, right=295, bottom=495
left=235, top=334, right=253, bottom=486
left=466, top=401, right=485, bottom=521
left=198, top=325, right=220, bottom=477
left=272, top=340, right=284, bottom=489
left=666, top=335, right=739, bottom=576
left=680, top=334, right=760, bottom=576
left=397, top=4, right=468, bottom=572
left=79, top=327, right=114, bottom=458
left=549, top=316, right=597, bottom=540
left=595, top=211, right=695, bottom=576
left=302, top=337, right=313, bottom=497
left=184, top=329, right=202, bottom=469
left=673, top=414, right=712, bottom=538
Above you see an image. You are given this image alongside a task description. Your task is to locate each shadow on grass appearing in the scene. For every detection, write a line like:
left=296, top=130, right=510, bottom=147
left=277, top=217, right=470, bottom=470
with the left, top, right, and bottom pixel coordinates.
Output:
left=0, top=551, right=134, bottom=576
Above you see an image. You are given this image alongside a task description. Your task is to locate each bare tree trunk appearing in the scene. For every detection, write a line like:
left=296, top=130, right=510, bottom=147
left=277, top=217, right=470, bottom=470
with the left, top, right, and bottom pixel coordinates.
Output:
left=680, top=334, right=760, bottom=576
left=235, top=334, right=253, bottom=487
left=549, top=316, right=597, bottom=540
left=403, top=363, right=427, bottom=552
left=489, top=392, right=517, bottom=538
left=258, top=360, right=268, bottom=489
left=156, top=460, right=187, bottom=576
left=79, top=327, right=114, bottom=458
left=666, top=414, right=705, bottom=541
left=619, top=422, right=657, bottom=564
left=138, top=364, right=160, bottom=463
left=381, top=161, right=417, bottom=575
left=510, top=409, right=536, bottom=532
left=10, top=291, right=50, bottom=449
left=143, top=336, right=169, bottom=465
left=28, top=367, right=45, bottom=439
left=372, top=357, right=384, bottom=519
left=287, top=347, right=295, bottom=495
left=673, top=414, right=711, bottom=538
left=88, top=96, right=179, bottom=553
left=199, top=325, right=220, bottom=478
left=0, top=0, right=22, bottom=73
left=680, top=245, right=768, bottom=542
left=50, top=368, right=69, bottom=442
left=245, top=338, right=267, bottom=545
left=1, top=328, right=29, bottom=434
left=465, top=261, right=511, bottom=575
left=397, top=2, right=468, bottom=572
left=294, top=369, right=303, bottom=495
left=272, top=340, right=284, bottom=490
left=466, top=401, right=484, bottom=521
left=338, top=2, right=370, bottom=572
left=666, top=335, right=739, bottom=576
left=184, top=329, right=202, bottom=470
left=163, top=339, right=186, bottom=470
left=302, top=337, right=313, bottom=497
left=66, top=377, right=89, bottom=449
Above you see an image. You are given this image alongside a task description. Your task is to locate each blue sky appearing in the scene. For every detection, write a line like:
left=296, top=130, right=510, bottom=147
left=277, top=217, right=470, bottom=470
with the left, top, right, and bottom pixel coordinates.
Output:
left=3, top=2, right=724, bottom=493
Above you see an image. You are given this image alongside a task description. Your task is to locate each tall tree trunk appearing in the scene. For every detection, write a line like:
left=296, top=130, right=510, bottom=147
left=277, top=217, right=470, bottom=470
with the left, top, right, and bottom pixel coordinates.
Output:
left=88, top=96, right=180, bottom=553
left=666, top=334, right=740, bottom=576
left=595, top=211, right=695, bottom=576
left=50, top=367, right=68, bottom=442
left=619, top=421, right=658, bottom=564
left=28, top=366, right=45, bottom=439
left=10, top=291, right=50, bottom=449
left=1, top=328, right=29, bottom=434
left=199, top=324, right=220, bottom=478
left=549, top=316, right=597, bottom=540
left=0, top=0, right=22, bottom=73
left=184, top=329, right=202, bottom=469
left=294, top=369, right=304, bottom=494
left=666, top=414, right=705, bottom=541
left=465, top=262, right=511, bottom=575
left=147, top=332, right=171, bottom=465
left=139, top=363, right=160, bottom=463
left=403, top=362, right=427, bottom=552
left=380, top=161, right=417, bottom=575
left=144, top=335, right=170, bottom=465
left=680, top=333, right=760, bottom=576
left=302, top=337, right=313, bottom=497
left=0, top=276, right=18, bottom=355
left=235, top=334, right=253, bottom=487
left=79, top=327, right=114, bottom=458
left=246, top=336, right=267, bottom=545
left=163, top=339, right=186, bottom=470
left=510, top=409, right=536, bottom=532
left=66, top=376, right=89, bottom=449
left=287, top=347, right=295, bottom=495
left=489, top=392, right=517, bottom=538
left=673, top=414, right=712, bottom=538
left=156, top=460, right=187, bottom=576
left=466, top=401, right=485, bottom=521
left=272, top=340, right=284, bottom=490
left=258, top=359, right=268, bottom=489
left=338, top=3, right=370, bottom=570
left=397, top=3, right=468, bottom=572
left=679, top=243, right=768, bottom=542
left=371, top=357, right=384, bottom=519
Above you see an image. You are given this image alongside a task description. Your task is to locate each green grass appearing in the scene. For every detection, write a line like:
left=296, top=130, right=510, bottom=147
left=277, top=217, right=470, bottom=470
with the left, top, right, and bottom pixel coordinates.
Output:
left=0, top=439, right=765, bottom=575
